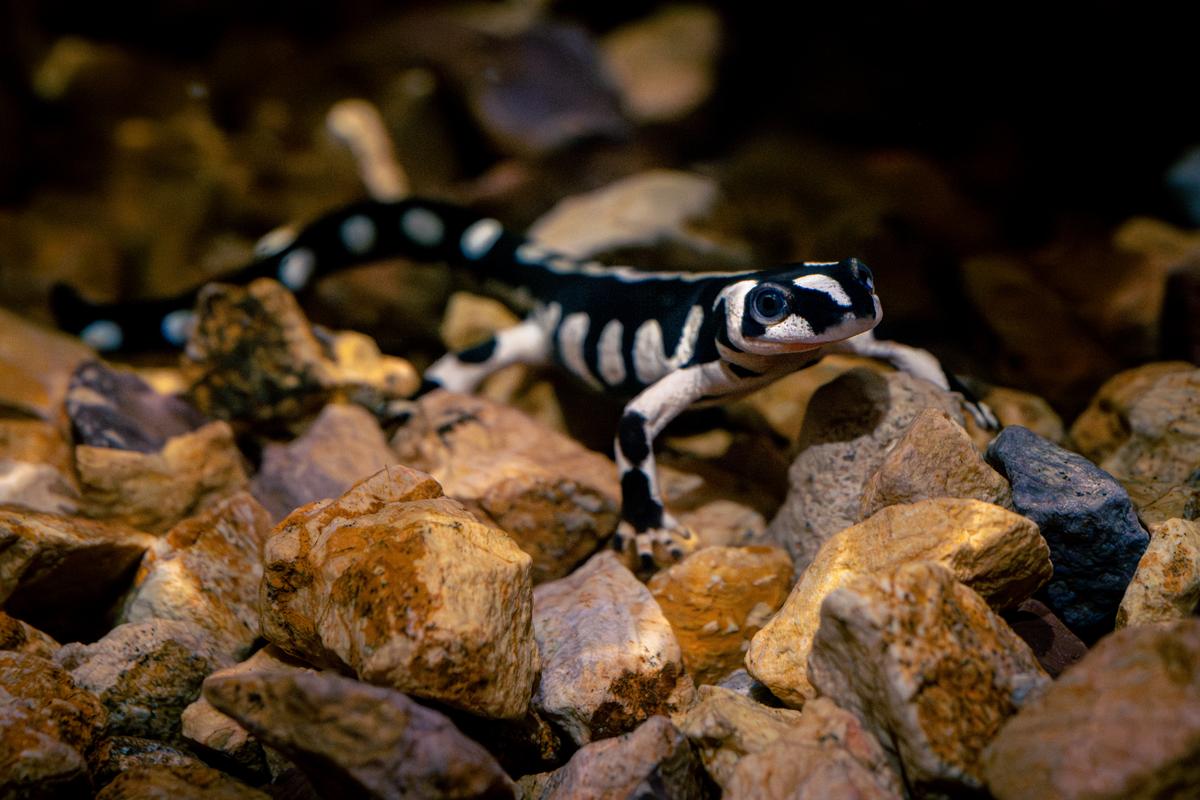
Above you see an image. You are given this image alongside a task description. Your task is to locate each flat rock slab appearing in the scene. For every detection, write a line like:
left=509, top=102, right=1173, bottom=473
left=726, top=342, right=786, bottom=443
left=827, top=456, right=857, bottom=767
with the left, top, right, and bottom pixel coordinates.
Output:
left=260, top=464, right=538, bottom=719
left=203, top=668, right=515, bottom=800
left=986, top=425, right=1149, bottom=640
left=532, top=551, right=694, bottom=745
left=984, top=619, right=1200, bottom=800
left=95, top=763, right=269, bottom=799
left=66, top=360, right=206, bottom=453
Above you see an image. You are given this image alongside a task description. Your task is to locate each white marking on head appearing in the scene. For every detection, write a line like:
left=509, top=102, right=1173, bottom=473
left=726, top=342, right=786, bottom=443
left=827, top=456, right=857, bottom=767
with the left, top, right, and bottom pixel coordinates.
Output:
left=400, top=208, right=445, bottom=247
left=278, top=248, right=316, bottom=290
left=557, top=312, right=602, bottom=390
left=160, top=309, right=195, bottom=346
left=340, top=214, right=377, bottom=254
left=597, top=319, right=626, bottom=386
left=80, top=320, right=123, bottom=351
left=793, top=274, right=852, bottom=307
left=461, top=218, right=504, bottom=260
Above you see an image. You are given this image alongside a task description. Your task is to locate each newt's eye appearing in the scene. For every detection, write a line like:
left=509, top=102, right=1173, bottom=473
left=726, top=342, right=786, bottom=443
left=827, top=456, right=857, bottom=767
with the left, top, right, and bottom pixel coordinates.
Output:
left=748, top=284, right=791, bottom=326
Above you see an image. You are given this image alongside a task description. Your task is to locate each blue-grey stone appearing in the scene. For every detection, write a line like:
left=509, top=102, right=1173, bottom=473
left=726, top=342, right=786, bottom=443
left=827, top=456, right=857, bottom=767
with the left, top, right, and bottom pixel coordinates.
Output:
left=67, top=360, right=207, bottom=453
left=986, top=425, right=1149, bottom=642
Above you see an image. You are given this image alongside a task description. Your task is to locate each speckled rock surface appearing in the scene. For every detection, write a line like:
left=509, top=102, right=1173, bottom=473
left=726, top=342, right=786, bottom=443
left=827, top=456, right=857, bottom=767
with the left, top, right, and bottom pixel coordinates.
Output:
left=0, top=307, right=94, bottom=420
left=532, top=551, right=694, bottom=745
left=118, top=491, right=272, bottom=659
left=0, top=610, right=60, bottom=659
left=1116, top=517, right=1200, bottom=627
left=676, top=685, right=803, bottom=789
left=1094, top=367, right=1200, bottom=491
left=204, top=668, right=515, bottom=800
left=809, top=561, right=1049, bottom=796
left=75, top=419, right=249, bottom=534
left=647, top=545, right=792, bottom=685
left=983, top=619, right=1200, bottom=800
left=95, top=763, right=269, bottom=799
left=986, top=425, right=1149, bottom=640
left=0, top=461, right=80, bottom=515
left=55, top=619, right=233, bottom=740
left=859, top=408, right=1013, bottom=519
left=747, top=498, right=1051, bottom=706
left=260, top=464, right=538, bottom=719
left=89, top=736, right=203, bottom=791
left=66, top=360, right=206, bottom=453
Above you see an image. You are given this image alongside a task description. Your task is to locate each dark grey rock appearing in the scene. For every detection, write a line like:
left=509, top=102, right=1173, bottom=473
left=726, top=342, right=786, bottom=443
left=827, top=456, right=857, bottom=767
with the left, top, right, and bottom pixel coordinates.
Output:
left=67, top=361, right=206, bottom=453
left=715, top=669, right=787, bottom=709
left=986, top=425, right=1149, bottom=641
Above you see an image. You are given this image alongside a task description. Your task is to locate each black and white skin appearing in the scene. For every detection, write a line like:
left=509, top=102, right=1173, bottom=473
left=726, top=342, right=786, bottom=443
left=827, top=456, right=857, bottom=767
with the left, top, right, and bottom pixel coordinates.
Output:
left=52, top=197, right=995, bottom=570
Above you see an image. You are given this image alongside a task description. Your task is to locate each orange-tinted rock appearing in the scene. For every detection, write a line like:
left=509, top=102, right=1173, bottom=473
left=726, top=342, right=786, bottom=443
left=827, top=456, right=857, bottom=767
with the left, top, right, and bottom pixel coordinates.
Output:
left=95, top=763, right=269, bottom=799
left=89, top=737, right=203, bottom=792
left=0, top=610, right=60, bottom=660
left=1116, top=518, right=1200, bottom=628
left=677, top=685, right=804, bottom=789
left=0, top=308, right=93, bottom=420
left=978, top=386, right=1065, bottom=444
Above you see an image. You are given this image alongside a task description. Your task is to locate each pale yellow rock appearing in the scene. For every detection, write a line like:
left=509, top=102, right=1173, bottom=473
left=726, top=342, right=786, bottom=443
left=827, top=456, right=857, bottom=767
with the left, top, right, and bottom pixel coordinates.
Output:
left=746, top=498, right=1052, bottom=707
left=1099, top=368, right=1200, bottom=491
left=1068, top=361, right=1195, bottom=465
left=676, top=685, right=803, bottom=789
left=1116, top=518, right=1200, bottom=627
left=0, top=308, right=93, bottom=420
left=979, top=385, right=1065, bottom=444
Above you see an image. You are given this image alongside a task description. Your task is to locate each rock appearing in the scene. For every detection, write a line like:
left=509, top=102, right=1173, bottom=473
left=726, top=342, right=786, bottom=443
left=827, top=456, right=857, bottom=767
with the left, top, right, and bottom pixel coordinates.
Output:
left=55, top=619, right=233, bottom=740
left=95, top=764, right=269, bottom=799
left=715, top=668, right=785, bottom=707
left=203, top=668, right=515, bottom=800
left=983, top=619, right=1200, bottom=800
left=809, top=561, right=1049, bottom=796
left=89, top=736, right=203, bottom=791
left=859, top=408, right=1013, bottom=519
left=0, top=610, right=60, bottom=659
left=1067, top=362, right=1194, bottom=465
left=1125, top=475, right=1200, bottom=528
left=647, top=545, right=792, bottom=685
left=391, top=391, right=619, bottom=583
left=657, top=460, right=774, bottom=551
left=260, top=464, right=538, bottom=719
left=0, top=418, right=72, bottom=471
left=723, top=696, right=903, bottom=800
left=76, top=420, right=249, bottom=534
left=601, top=6, right=721, bottom=123
left=1001, top=599, right=1088, bottom=678
left=677, top=685, right=803, bottom=789
left=532, top=551, right=694, bottom=745
left=66, top=360, right=207, bottom=453
left=251, top=403, right=396, bottom=522
left=1116, top=518, right=1200, bottom=627
left=1162, top=261, right=1200, bottom=365
left=534, top=715, right=708, bottom=800
left=0, top=507, right=154, bottom=642
left=986, top=425, right=1150, bottom=640
left=118, top=492, right=271, bottom=658
left=0, top=307, right=93, bottom=420
left=0, top=651, right=106, bottom=799
left=979, top=385, right=1065, bottom=444
left=767, top=368, right=965, bottom=572
left=747, top=497, right=1051, bottom=706
left=0, top=460, right=80, bottom=515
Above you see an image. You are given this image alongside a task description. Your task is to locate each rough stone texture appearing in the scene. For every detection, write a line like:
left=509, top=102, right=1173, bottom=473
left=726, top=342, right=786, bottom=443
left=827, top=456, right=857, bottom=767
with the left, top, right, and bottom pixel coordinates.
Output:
left=979, top=385, right=1065, bottom=444
left=203, top=668, right=515, bottom=800
left=983, top=620, right=1200, bottom=800
left=1116, top=517, right=1200, bottom=627
left=860, top=408, right=1014, bottom=519
left=252, top=403, right=402, bottom=522
left=76, top=419, right=249, bottom=534
left=118, top=491, right=272, bottom=658
left=392, top=391, right=620, bottom=583
left=676, top=684, right=803, bottom=789
left=66, top=360, right=207, bottom=453
left=716, top=668, right=786, bottom=707
left=0, top=460, right=80, bottom=515
left=0, top=610, right=60, bottom=659
left=723, top=697, right=903, bottom=800
left=1127, top=476, right=1200, bottom=529
left=1094, top=368, right=1200, bottom=493
left=533, top=715, right=709, bottom=800
left=55, top=619, right=233, bottom=740
left=1002, top=599, right=1088, bottom=678
left=0, top=418, right=72, bottom=470
left=95, top=764, right=270, bottom=799
left=986, top=425, right=1150, bottom=640
left=809, top=562, right=1050, bottom=796
left=647, top=545, right=792, bottom=685
left=532, top=551, right=694, bottom=745
left=260, top=464, right=538, bottom=719
left=0, top=651, right=106, bottom=800
left=767, top=368, right=965, bottom=572
left=0, top=507, right=154, bottom=641
left=89, top=736, right=203, bottom=791
left=747, top=497, right=1052, bottom=706
left=0, top=307, right=94, bottom=420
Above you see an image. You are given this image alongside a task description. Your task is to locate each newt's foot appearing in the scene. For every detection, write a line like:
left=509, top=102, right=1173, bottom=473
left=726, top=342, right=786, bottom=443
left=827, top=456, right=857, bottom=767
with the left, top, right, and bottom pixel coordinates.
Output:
left=611, top=517, right=699, bottom=574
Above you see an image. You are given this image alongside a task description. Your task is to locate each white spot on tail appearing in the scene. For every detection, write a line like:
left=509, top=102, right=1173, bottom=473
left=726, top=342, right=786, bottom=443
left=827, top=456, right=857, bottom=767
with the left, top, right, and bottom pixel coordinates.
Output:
left=160, top=309, right=195, bottom=346
left=278, top=248, right=316, bottom=290
left=80, top=320, right=123, bottom=351
left=401, top=208, right=445, bottom=247
left=254, top=226, right=298, bottom=257
left=461, top=219, right=503, bottom=260
left=340, top=215, right=377, bottom=254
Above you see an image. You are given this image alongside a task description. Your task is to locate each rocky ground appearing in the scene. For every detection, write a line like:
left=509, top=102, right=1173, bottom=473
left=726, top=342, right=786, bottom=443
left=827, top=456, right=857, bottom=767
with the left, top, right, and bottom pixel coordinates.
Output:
left=2, top=3, right=1200, bottom=799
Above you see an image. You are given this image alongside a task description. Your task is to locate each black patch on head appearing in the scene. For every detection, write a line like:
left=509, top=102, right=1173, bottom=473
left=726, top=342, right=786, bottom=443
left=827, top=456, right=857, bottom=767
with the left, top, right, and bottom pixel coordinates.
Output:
left=617, top=411, right=651, bottom=464
left=456, top=337, right=498, bottom=364
left=789, top=287, right=858, bottom=334
left=740, top=310, right=767, bottom=339
left=620, top=468, right=663, bottom=531
left=727, top=362, right=762, bottom=379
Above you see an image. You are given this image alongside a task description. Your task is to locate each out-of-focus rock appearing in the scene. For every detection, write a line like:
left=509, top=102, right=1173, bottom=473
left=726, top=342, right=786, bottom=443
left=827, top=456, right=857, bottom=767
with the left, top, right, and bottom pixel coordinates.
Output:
left=715, top=668, right=785, bottom=707
left=0, top=419, right=72, bottom=471
left=95, top=763, right=269, bottom=799
left=203, top=668, right=515, bottom=800
left=89, top=736, right=203, bottom=791
left=809, top=562, right=1049, bottom=796
left=0, top=651, right=106, bottom=799
left=55, top=619, right=233, bottom=741
left=1001, top=599, right=1088, bottom=678
left=66, top=360, right=206, bottom=453
left=118, top=492, right=271, bottom=659
left=1116, top=517, right=1200, bottom=627
left=0, top=420, right=79, bottom=514
left=647, top=545, right=792, bottom=685
left=532, top=551, right=694, bottom=745
left=0, top=610, right=60, bottom=660
left=766, top=368, right=965, bottom=572
left=391, top=391, right=619, bottom=583
left=747, top=497, right=1051, bottom=706
left=1127, top=476, right=1200, bottom=529
left=983, top=619, right=1200, bottom=800
left=979, top=385, right=1066, bottom=444
left=260, top=464, right=538, bottom=719
left=657, top=459, right=775, bottom=551
left=987, top=425, right=1149, bottom=640
left=0, top=308, right=93, bottom=420
left=76, top=420, right=248, bottom=534
left=859, top=408, right=1013, bottom=519
left=1067, top=362, right=1194, bottom=465
left=250, top=403, right=395, bottom=522
left=676, top=685, right=803, bottom=789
